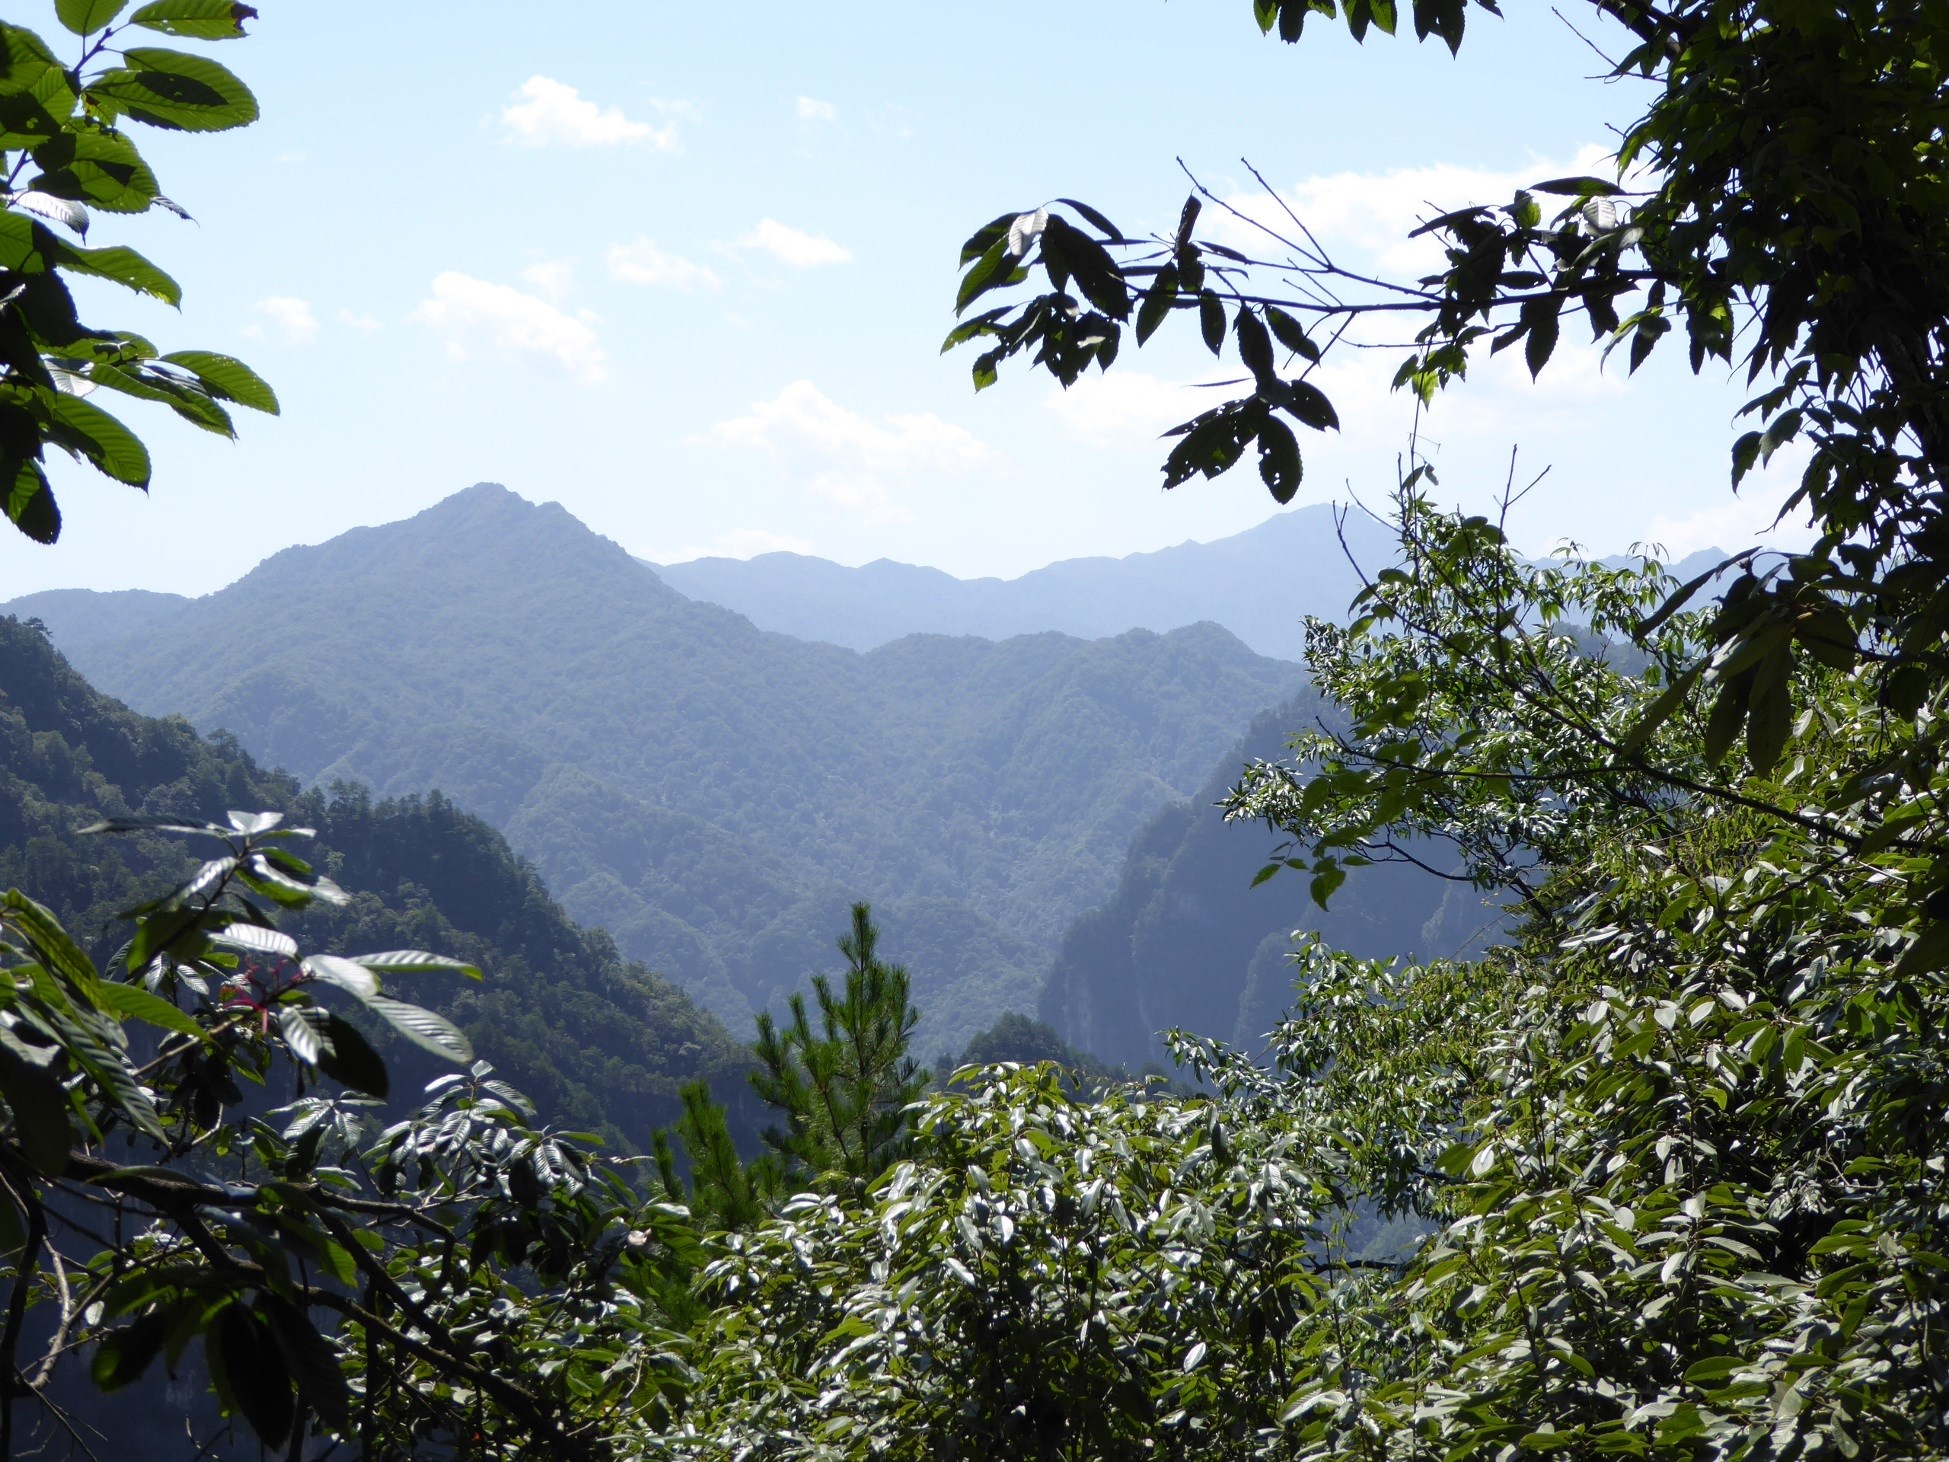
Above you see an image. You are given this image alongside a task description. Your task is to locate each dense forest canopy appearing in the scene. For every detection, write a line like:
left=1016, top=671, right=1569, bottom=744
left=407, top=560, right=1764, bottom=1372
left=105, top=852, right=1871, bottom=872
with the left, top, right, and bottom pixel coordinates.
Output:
left=2, top=0, right=1949, bottom=1458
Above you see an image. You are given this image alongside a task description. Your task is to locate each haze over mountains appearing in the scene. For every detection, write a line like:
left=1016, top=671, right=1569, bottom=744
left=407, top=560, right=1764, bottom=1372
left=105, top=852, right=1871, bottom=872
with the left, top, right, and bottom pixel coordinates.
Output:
left=655, top=504, right=1396, bottom=660
left=8, top=484, right=1313, bottom=1055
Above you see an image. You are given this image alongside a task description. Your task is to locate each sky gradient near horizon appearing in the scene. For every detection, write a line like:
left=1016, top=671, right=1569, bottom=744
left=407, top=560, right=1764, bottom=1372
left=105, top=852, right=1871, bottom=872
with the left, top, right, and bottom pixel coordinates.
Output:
left=0, top=1, right=1814, bottom=600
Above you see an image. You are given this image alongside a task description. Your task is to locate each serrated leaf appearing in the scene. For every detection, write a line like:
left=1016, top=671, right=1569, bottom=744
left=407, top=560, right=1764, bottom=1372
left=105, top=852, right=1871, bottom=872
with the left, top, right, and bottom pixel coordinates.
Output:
left=5, top=458, right=59, bottom=543
left=1199, top=291, right=1225, bottom=354
left=128, top=0, right=257, bottom=39
left=163, top=351, right=277, bottom=413
left=55, top=0, right=129, bottom=35
left=88, top=48, right=258, bottom=133
left=47, top=390, right=150, bottom=486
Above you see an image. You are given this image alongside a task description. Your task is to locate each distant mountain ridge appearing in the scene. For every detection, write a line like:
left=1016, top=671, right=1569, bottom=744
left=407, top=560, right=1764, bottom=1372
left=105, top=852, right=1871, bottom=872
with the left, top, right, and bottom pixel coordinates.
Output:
left=6, top=484, right=1304, bottom=1055
left=654, top=505, right=1396, bottom=660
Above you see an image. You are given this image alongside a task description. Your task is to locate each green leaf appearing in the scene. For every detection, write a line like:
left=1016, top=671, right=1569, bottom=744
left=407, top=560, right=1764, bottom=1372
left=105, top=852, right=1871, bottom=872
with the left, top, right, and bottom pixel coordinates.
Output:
left=87, top=48, right=258, bottom=133
left=1199, top=291, right=1226, bottom=354
left=1532, top=176, right=1622, bottom=198
left=348, top=950, right=483, bottom=981
left=364, top=996, right=472, bottom=1064
left=258, top=1294, right=350, bottom=1432
left=4, top=889, right=102, bottom=997
left=1135, top=263, right=1178, bottom=345
left=1745, top=650, right=1793, bottom=776
left=29, top=125, right=161, bottom=214
left=300, top=954, right=377, bottom=1000
left=4, top=459, right=58, bottom=543
left=1283, top=379, right=1340, bottom=432
left=314, top=1014, right=388, bottom=1099
left=1257, top=414, right=1303, bottom=503
left=1265, top=306, right=1320, bottom=362
left=91, top=1312, right=168, bottom=1391
left=1054, top=197, right=1125, bottom=241
left=56, top=238, right=180, bottom=303
left=128, top=0, right=258, bottom=39
left=0, top=83, right=64, bottom=150
left=160, top=350, right=277, bottom=413
left=55, top=0, right=130, bottom=35
left=97, top=981, right=205, bottom=1041
left=1523, top=296, right=1560, bottom=378
left=1703, top=677, right=1749, bottom=765
left=276, top=1005, right=325, bottom=1065
left=1236, top=308, right=1276, bottom=385
left=0, top=1025, right=72, bottom=1175
left=1683, top=1356, right=1744, bottom=1385
left=47, top=391, right=151, bottom=486
left=212, top=1303, right=294, bottom=1448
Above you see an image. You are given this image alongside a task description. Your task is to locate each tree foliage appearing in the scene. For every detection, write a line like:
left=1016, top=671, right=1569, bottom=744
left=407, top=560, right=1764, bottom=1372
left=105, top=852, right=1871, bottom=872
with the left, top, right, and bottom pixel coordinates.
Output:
left=948, top=0, right=1949, bottom=875
left=1, top=1, right=274, bottom=544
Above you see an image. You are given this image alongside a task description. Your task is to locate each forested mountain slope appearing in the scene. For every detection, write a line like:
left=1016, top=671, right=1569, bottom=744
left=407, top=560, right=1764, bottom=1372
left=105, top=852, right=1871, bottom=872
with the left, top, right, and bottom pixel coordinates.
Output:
left=0, top=615, right=750, bottom=1152
left=1043, top=695, right=1502, bottom=1069
left=7, top=484, right=1305, bottom=1054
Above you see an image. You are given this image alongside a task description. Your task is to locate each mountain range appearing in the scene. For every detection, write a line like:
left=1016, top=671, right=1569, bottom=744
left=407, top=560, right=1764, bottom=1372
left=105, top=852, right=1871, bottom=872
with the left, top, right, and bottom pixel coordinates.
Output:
left=7, top=485, right=1314, bottom=1056
left=654, top=504, right=1396, bottom=660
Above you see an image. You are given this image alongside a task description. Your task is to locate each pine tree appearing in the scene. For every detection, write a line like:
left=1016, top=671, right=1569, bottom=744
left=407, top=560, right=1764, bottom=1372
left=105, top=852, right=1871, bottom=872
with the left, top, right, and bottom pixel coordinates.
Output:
left=751, top=902, right=928, bottom=1192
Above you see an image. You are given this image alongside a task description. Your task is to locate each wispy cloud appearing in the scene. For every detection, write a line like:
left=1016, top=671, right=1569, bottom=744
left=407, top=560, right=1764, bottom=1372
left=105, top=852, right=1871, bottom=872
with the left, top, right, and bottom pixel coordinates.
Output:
left=520, top=259, right=575, bottom=302
left=244, top=295, right=317, bottom=345
left=413, top=272, right=606, bottom=384
left=796, top=96, right=837, bottom=124
left=1044, top=371, right=1201, bottom=444
left=710, top=380, right=987, bottom=520
left=499, top=76, right=677, bottom=150
left=734, top=219, right=851, bottom=268
left=606, top=238, right=721, bottom=291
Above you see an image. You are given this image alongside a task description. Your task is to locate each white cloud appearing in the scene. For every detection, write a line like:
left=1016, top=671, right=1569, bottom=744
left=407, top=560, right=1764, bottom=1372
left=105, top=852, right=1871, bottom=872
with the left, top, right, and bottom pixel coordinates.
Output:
left=606, top=238, right=721, bottom=291
left=1640, top=468, right=1815, bottom=559
left=412, top=272, right=606, bottom=385
left=245, top=296, right=317, bottom=345
left=797, top=96, right=837, bottom=123
left=1045, top=371, right=1203, bottom=444
left=710, top=380, right=987, bottom=520
left=521, top=259, right=575, bottom=302
left=499, top=76, right=677, bottom=150
left=735, top=219, right=852, bottom=268
left=337, top=309, right=382, bottom=332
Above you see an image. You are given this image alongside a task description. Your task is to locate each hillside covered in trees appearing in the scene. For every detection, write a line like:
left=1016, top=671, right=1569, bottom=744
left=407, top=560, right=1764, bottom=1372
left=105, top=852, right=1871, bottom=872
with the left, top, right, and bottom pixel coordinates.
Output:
left=8, top=483, right=1306, bottom=1053
left=0, top=614, right=750, bottom=1152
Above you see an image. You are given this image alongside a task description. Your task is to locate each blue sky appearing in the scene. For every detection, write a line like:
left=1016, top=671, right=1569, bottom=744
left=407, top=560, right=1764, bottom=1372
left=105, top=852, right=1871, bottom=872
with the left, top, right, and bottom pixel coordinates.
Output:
left=3, top=0, right=1811, bottom=599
